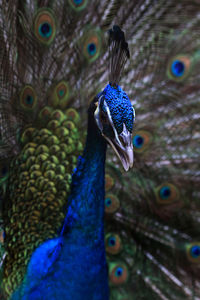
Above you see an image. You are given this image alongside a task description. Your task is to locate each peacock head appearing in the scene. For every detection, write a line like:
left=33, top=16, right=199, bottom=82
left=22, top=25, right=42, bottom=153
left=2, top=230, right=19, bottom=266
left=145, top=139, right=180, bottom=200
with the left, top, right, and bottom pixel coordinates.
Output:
left=94, top=83, right=135, bottom=171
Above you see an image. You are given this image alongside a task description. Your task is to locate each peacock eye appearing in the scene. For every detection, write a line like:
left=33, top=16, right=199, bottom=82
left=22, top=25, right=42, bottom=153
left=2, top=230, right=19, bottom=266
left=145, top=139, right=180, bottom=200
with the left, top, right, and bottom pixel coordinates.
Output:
left=20, top=85, right=38, bottom=111
left=105, top=194, right=120, bottom=214
left=186, top=242, right=200, bottom=263
left=39, top=22, right=52, bottom=38
left=87, top=43, right=96, bottom=56
left=155, top=183, right=179, bottom=204
left=133, top=130, right=152, bottom=153
left=171, top=60, right=185, bottom=77
left=109, top=263, right=129, bottom=285
left=106, top=233, right=122, bottom=255
left=190, top=245, right=200, bottom=258
left=167, top=55, right=192, bottom=82
left=34, top=9, right=56, bottom=45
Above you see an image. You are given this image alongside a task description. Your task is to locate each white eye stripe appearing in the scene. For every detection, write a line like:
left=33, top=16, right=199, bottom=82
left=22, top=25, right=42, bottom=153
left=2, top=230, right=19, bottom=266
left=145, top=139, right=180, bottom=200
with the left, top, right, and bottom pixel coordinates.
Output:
left=94, top=98, right=103, bottom=131
left=104, top=100, right=122, bottom=146
left=132, top=106, right=135, bottom=120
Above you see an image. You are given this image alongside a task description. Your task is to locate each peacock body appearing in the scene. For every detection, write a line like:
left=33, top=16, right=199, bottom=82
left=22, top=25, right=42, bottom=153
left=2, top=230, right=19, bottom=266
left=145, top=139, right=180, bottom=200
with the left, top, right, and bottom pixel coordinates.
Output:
left=0, top=0, right=200, bottom=299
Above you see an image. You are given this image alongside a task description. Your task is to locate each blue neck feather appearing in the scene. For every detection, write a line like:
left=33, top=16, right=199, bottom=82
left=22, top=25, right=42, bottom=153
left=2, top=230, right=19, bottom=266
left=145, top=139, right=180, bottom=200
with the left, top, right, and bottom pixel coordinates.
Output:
left=61, top=103, right=107, bottom=239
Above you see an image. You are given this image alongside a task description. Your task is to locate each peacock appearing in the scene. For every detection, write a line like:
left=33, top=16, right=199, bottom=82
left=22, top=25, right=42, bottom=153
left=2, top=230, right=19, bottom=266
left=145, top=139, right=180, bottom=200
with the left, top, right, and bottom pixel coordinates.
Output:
left=0, top=0, right=200, bottom=299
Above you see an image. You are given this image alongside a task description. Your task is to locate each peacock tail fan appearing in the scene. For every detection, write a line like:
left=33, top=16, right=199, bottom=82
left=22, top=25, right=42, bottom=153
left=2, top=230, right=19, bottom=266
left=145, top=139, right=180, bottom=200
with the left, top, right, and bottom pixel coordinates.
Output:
left=0, top=0, right=200, bottom=299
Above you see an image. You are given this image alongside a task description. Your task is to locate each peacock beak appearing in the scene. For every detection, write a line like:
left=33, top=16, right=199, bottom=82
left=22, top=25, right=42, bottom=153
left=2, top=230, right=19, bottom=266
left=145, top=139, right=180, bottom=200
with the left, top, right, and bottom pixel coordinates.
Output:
left=103, top=123, right=134, bottom=171
left=94, top=98, right=134, bottom=171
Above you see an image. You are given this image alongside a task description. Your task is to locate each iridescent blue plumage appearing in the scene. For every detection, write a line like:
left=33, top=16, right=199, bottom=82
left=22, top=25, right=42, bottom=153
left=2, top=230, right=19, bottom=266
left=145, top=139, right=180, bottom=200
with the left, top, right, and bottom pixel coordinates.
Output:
left=190, top=246, right=200, bottom=259
left=102, top=84, right=134, bottom=134
left=171, top=60, right=185, bottom=77
left=133, top=134, right=144, bottom=149
left=159, top=186, right=171, bottom=200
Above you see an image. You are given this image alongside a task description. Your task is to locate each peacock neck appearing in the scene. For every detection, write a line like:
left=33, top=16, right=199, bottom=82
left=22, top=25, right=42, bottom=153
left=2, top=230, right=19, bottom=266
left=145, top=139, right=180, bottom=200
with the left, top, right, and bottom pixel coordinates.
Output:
left=61, top=104, right=107, bottom=242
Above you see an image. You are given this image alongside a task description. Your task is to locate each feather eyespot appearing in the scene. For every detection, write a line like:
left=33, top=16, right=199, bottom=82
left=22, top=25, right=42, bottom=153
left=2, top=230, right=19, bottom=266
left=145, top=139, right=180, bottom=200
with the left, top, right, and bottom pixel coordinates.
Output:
left=171, top=60, right=185, bottom=77
left=155, top=183, right=179, bottom=204
left=39, top=23, right=52, bottom=38
left=34, top=9, right=56, bottom=45
left=190, top=245, right=200, bottom=259
left=68, top=0, right=88, bottom=11
left=133, top=130, right=152, bottom=153
left=105, top=197, right=112, bottom=207
left=105, top=194, right=120, bottom=214
left=105, top=174, right=115, bottom=191
left=56, top=82, right=69, bottom=100
left=81, top=29, right=102, bottom=63
left=39, top=106, right=53, bottom=124
left=48, top=81, right=70, bottom=108
left=65, top=108, right=80, bottom=124
left=106, top=234, right=122, bottom=255
left=87, top=43, right=96, bottom=56
left=109, top=263, right=128, bottom=285
left=20, top=85, right=37, bottom=111
left=167, top=55, right=192, bottom=82
left=186, top=243, right=200, bottom=263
